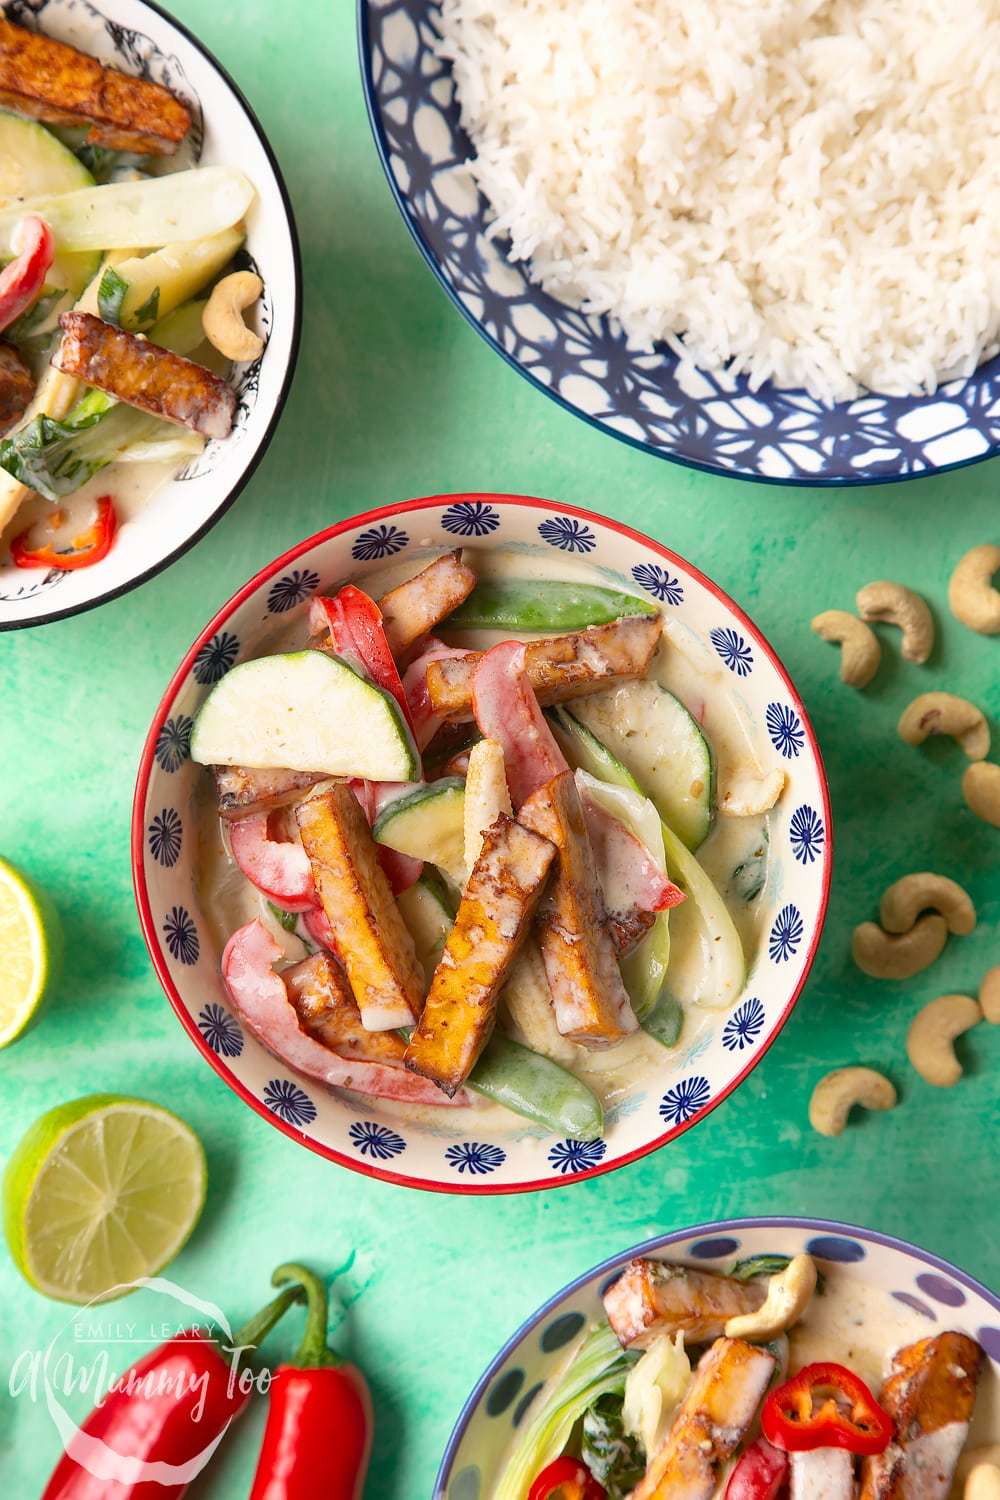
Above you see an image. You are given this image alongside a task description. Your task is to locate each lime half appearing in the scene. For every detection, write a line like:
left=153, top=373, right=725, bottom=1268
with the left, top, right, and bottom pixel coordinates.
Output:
left=0, top=856, right=63, bottom=1048
left=3, top=1095, right=207, bottom=1304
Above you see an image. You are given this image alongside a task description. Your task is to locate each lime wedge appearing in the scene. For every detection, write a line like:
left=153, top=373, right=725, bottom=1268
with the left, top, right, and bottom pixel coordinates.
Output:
left=3, top=1095, right=207, bottom=1304
left=0, top=856, right=63, bottom=1048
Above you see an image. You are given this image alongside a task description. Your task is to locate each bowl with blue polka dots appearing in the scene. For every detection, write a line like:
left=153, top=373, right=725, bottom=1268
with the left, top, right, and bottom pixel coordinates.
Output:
left=436, top=1217, right=1000, bottom=1498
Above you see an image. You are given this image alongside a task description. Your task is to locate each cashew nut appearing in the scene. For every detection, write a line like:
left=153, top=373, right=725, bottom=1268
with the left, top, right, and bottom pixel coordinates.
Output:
left=964, top=1466, right=1000, bottom=1500
left=907, top=993, right=982, bottom=1087
left=957, top=1454, right=1000, bottom=1498
left=963, top=762, right=1000, bottom=828
left=898, top=693, right=990, bottom=761
left=949, top=545, right=1000, bottom=635
left=724, top=1254, right=818, bottom=1340
left=202, top=271, right=264, bottom=362
left=809, top=1067, right=897, bottom=1136
left=852, top=915, right=948, bottom=979
left=811, top=610, right=881, bottom=688
left=879, top=873, right=976, bottom=937
left=856, top=581, right=934, bottom=664
left=979, top=967, right=1000, bottom=1025
left=719, top=768, right=785, bottom=817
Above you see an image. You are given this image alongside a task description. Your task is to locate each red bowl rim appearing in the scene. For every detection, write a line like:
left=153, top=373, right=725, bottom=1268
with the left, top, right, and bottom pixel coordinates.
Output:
left=132, top=492, right=833, bottom=1194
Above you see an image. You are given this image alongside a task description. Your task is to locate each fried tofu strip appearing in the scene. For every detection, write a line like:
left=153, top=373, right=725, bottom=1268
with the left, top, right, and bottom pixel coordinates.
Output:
left=860, top=1333, right=984, bottom=1500
left=0, top=18, right=190, bottom=154
left=632, top=1337, right=777, bottom=1500
left=426, top=614, right=663, bottom=723
left=0, top=344, right=35, bottom=436
left=518, top=770, right=638, bottom=1048
left=296, top=785, right=425, bottom=1031
left=377, top=550, right=477, bottom=659
left=603, top=1260, right=766, bottom=1351
left=404, top=813, right=556, bottom=1095
left=608, top=906, right=656, bottom=957
left=52, top=313, right=236, bottom=439
left=284, top=952, right=410, bottom=1065
left=213, top=765, right=327, bottom=821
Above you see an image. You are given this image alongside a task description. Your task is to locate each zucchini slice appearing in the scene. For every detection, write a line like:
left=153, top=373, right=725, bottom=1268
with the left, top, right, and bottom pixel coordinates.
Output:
left=190, top=650, right=419, bottom=781
left=373, top=778, right=466, bottom=887
left=0, top=111, right=100, bottom=300
left=564, top=681, right=714, bottom=850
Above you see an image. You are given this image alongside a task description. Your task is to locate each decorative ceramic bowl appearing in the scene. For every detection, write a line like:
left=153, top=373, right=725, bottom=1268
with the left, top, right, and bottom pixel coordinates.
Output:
left=133, top=495, right=830, bottom=1193
left=0, top=0, right=300, bottom=630
left=436, top=1216, right=1000, bottom=1500
left=359, top=1, right=1000, bottom=486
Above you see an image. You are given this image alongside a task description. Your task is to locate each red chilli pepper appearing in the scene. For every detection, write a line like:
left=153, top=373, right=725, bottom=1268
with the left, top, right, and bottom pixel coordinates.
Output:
left=528, top=1456, right=607, bottom=1500
left=12, top=495, right=118, bottom=571
left=248, top=1261, right=373, bottom=1500
left=725, top=1437, right=789, bottom=1500
left=761, top=1362, right=894, bottom=1456
left=0, top=214, right=54, bottom=332
left=309, top=586, right=412, bottom=728
left=40, top=1284, right=302, bottom=1499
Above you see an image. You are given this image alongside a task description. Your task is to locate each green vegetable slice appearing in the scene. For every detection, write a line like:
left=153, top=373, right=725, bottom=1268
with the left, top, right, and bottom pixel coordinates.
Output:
left=446, top=577, right=657, bottom=632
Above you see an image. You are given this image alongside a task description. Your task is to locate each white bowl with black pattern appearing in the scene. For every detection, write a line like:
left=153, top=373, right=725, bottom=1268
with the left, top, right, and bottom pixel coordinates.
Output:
left=0, top=0, right=300, bottom=629
left=359, top=0, right=1000, bottom=486
left=133, top=495, right=831, bottom=1193
left=436, top=1217, right=1000, bottom=1499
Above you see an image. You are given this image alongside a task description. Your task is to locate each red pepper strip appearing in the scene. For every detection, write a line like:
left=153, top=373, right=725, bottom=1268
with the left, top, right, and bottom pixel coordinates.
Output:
left=12, top=495, right=118, bottom=571
left=0, top=214, right=54, bottom=333
left=40, top=1283, right=302, bottom=1500
left=725, top=1437, right=789, bottom=1500
left=309, top=587, right=413, bottom=730
left=249, top=1262, right=373, bottom=1500
left=528, top=1456, right=607, bottom=1500
left=761, top=1362, right=894, bottom=1456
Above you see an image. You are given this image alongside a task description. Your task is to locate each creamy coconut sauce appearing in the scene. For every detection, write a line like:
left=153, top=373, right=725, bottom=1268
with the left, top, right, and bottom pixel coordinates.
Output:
left=199, top=545, right=782, bottom=1136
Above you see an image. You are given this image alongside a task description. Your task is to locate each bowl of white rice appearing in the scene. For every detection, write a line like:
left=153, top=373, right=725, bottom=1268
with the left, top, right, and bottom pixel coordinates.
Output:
left=360, top=0, right=1000, bottom=484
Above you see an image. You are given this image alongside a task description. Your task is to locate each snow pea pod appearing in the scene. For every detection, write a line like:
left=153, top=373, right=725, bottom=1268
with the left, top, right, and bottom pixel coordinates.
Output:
left=469, top=1035, right=604, bottom=1140
left=641, top=990, right=684, bottom=1049
left=446, top=578, right=656, bottom=632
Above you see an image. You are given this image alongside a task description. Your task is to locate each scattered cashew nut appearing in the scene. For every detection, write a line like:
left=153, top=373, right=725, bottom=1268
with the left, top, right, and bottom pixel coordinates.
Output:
left=949, top=545, right=1000, bottom=635
left=906, top=993, right=982, bottom=1087
left=979, top=967, right=1000, bottom=1025
left=719, top=767, right=786, bottom=817
left=963, top=762, right=1000, bottom=827
left=724, top=1254, right=818, bottom=1340
left=856, top=581, right=934, bottom=664
left=879, top=872, right=976, bottom=937
left=897, top=692, right=990, bottom=761
left=811, top=610, right=881, bottom=688
left=202, top=271, right=264, bottom=362
left=852, top=914, right=948, bottom=979
left=964, top=1467, right=1000, bottom=1500
left=809, top=1067, right=897, bottom=1136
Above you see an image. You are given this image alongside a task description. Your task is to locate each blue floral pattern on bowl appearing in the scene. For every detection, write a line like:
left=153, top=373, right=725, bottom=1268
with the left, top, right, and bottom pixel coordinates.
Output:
left=197, top=1002, right=243, bottom=1058
left=264, top=1077, right=317, bottom=1127
left=359, top=2, right=1000, bottom=486
left=446, top=1142, right=506, bottom=1176
left=267, top=569, right=320, bottom=614
left=349, top=1121, right=407, bottom=1160
left=154, top=715, right=192, bottom=773
left=136, top=496, right=830, bottom=1192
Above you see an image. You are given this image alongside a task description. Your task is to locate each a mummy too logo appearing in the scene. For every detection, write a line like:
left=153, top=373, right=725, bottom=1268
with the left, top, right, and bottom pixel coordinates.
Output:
left=8, top=1277, right=272, bottom=1485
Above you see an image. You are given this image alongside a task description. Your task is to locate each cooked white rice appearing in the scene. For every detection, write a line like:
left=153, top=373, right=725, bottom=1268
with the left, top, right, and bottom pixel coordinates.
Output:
left=437, top=0, right=1000, bottom=403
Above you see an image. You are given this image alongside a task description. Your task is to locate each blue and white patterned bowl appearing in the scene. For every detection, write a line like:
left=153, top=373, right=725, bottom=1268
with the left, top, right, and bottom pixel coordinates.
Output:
left=436, top=1217, right=1000, bottom=1500
left=359, top=0, right=1000, bottom=486
left=0, top=0, right=300, bottom=629
left=133, top=495, right=830, bottom=1193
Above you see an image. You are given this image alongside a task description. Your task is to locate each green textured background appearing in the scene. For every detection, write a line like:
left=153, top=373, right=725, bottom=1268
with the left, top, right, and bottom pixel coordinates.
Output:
left=1, top=2, right=999, bottom=1494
